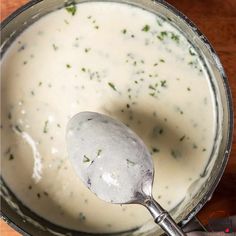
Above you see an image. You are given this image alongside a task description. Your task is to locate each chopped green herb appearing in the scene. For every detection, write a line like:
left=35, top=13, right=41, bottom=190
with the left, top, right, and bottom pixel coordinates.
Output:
left=108, top=82, right=117, bottom=91
left=65, top=4, right=77, bottom=16
left=161, top=31, right=167, bottom=37
left=193, top=144, right=198, bottom=149
left=81, top=67, right=86, bottom=72
left=43, top=120, right=49, bottom=133
left=142, top=25, right=150, bottom=32
left=175, top=106, right=184, bottom=115
left=8, top=112, right=12, bottom=120
left=14, top=125, right=22, bottom=133
left=187, top=87, right=191, bottom=91
left=157, top=31, right=167, bottom=41
left=122, top=29, right=127, bottom=34
left=85, top=48, right=91, bottom=53
left=66, top=64, right=71, bottom=68
left=179, top=135, right=186, bottom=142
left=149, top=85, right=156, bottom=90
left=126, top=159, right=135, bottom=166
left=79, top=212, right=86, bottom=221
left=97, top=149, right=102, bottom=156
left=31, top=90, right=35, bottom=96
left=152, top=148, right=159, bottom=153
left=171, top=32, right=180, bottom=43
left=52, top=44, right=58, bottom=51
left=202, top=148, right=206, bottom=152
left=9, top=154, right=14, bottom=161
left=94, top=25, right=99, bottom=29
left=161, top=80, right=167, bottom=87
left=149, top=92, right=155, bottom=97
left=38, top=81, right=42, bottom=86
left=160, top=59, right=165, bottom=63
left=171, top=149, right=181, bottom=159
left=83, top=155, right=90, bottom=163
left=57, top=124, right=61, bottom=128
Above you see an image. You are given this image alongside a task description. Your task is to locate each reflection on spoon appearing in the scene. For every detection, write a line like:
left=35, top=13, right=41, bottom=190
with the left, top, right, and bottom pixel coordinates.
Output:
left=66, top=111, right=186, bottom=236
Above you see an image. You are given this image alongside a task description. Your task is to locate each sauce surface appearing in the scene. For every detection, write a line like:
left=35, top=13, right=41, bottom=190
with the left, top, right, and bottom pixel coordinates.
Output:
left=1, top=2, right=216, bottom=233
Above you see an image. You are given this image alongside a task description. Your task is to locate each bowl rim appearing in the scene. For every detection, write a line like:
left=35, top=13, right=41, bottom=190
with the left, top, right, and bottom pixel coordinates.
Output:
left=0, top=0, right=234, bottom=235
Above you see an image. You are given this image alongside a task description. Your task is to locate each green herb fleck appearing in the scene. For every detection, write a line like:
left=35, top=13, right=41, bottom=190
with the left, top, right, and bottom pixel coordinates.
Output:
left=14, top=125, right=22, bottom=133
left=179, top=135, right=186, bottom=142
left=159, top=128, right=164, bottom=134
left=187, top=87, right=191, bottom=91
left=202, top=148, right=206, bottom=152
left=157, top=31, right=167, bottom=40
left=171, top=149, right=181, bottom=159
left=81, top=67, right=86, bottom=72
left=126, top=159, right=135, bottom=166
left=66, top=64, right=71, bottom=68
left=152, top=147, right=159, bottom=153
left=161, top=80, right=167, bottom=87
left=85, top=48, right=91, bottom=53
left=8, top=112, right=12, bottom=120
left=38, top=81, right=42, bottom=86
left=43, top=120, right=49, bottom=133
left=108, top=82, right=117, bottom=91
left=65, top=4, right=77, bottom=16
left=83, top=155, right=90, bottom=163
left=97, top=149, right=102, bottom=156
left=160, top=59, right=165, bottom=63
left=9, top=154, right=14, bottom=161
left=122, top=29, right=127, bottom=34
left=52, top=44, right=58, bottom=51
left=142, top=25, right=150, bottom=32
left=149, top=85, right=156, bottom=90
left=171, top=33, right=180, bottom=43
left=79, top=212, right=86, bottom=221
left=149, top=92, right=155, bottom=97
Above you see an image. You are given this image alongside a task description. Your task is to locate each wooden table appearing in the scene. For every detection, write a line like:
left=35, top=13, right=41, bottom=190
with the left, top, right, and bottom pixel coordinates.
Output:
left=1, top=0, right=236, bottom=235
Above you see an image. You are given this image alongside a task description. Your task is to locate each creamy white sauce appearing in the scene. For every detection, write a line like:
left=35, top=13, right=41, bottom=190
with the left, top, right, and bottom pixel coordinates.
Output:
left=1, top=2, right=216, bottom=234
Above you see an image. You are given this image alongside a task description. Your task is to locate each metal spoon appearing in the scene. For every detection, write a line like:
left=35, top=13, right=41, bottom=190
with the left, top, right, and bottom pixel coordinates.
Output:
left=66, top=111, right=186, bottom=236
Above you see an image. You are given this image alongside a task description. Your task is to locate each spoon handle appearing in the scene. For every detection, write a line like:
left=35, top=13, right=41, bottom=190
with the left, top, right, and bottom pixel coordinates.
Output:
left=145, top=198, right=186, bottom=236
